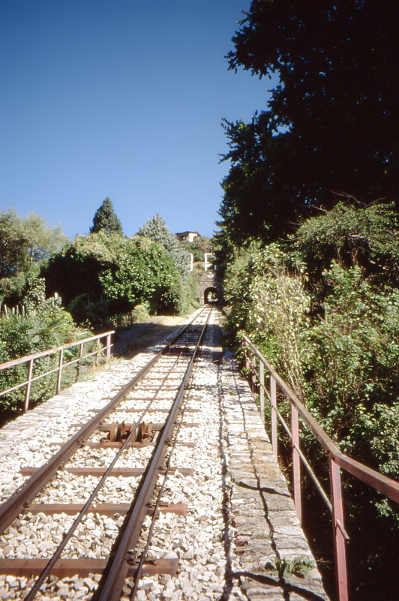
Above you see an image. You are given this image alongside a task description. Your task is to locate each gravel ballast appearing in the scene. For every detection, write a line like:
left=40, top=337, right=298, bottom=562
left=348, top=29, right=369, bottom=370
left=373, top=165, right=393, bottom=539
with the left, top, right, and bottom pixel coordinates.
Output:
left=0, top=309, right=329, bottom=600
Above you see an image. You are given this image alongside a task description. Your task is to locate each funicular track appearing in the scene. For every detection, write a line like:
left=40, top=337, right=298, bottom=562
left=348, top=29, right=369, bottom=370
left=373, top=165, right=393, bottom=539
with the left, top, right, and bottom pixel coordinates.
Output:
left=0, top=307, right=213, bottom=600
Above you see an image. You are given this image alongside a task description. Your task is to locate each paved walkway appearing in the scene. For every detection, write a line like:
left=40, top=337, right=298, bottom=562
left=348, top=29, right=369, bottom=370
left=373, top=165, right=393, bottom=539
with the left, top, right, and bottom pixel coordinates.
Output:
left=218, top=356, right=329, bottom=601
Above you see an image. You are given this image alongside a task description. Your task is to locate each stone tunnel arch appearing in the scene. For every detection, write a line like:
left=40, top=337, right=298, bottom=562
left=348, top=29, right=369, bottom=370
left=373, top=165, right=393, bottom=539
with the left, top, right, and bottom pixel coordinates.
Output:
left=204, top=286, right=220, bottom=304
left=199, top=271, right=223, bottom=305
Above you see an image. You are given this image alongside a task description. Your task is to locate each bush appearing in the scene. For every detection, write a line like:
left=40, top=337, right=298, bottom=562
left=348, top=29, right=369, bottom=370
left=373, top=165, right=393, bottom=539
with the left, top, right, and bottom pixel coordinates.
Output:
left=131, top=302, right=150, bottom=323
left=45, top=232, right=187, bottom=326
left=223, top=239, right=399, bottom=598
left=0, top=290, right=89, bottom=415
left=295, top=201, right=399, bottom=291
left=223, top=241, right=309, bottom=394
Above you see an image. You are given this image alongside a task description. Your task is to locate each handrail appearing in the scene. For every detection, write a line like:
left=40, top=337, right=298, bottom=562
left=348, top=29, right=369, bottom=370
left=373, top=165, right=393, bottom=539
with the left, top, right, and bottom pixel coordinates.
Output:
left=241, top=334, right=399, bottom=601
left=0, top=330, right=114, bottom=411
left=243, top=335, right=399, bottom=504
left=0, top=332, right=114, bottom=371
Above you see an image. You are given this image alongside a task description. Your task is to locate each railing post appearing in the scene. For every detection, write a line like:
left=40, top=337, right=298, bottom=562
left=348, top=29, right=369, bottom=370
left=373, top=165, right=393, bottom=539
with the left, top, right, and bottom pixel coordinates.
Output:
left=57, top=348, right=64, bottom=394
left=106, top=334, right=111, bottom=362
left=243, top=340, right=250, bottom=372
left=77, top=342, right=84, bottom=379
left=329, top=456, right=349, bottom=601
left=96, top=338, right=101, bottom=366
left=270, top=375, right=278, bottom=458
left=259, top=360, right=264, bottom=421
left=251, top=356, right=257, bottom=391
left=24, top=359, right=34, bottom=412
left=291, top=401, right=302, bottom=523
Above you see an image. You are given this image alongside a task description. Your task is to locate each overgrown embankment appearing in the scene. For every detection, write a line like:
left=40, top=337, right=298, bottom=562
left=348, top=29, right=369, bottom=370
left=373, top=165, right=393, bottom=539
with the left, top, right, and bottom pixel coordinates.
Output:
left=221, top=202, right=399, bottom=601
left=0, top=210, right=201, bottom=420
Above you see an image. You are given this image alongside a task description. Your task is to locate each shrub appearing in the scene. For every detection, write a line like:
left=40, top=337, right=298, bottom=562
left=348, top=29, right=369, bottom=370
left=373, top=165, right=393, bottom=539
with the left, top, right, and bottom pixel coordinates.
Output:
left=0, top=290, right=89, bottom=415
left=224, top=241, right=309, bottom=395
left=45, top=232, right=186, bottom=326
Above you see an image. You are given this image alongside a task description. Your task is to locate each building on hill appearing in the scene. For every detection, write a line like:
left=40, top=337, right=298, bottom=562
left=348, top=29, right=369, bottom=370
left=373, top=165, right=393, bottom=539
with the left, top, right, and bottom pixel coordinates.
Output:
left=176, top=231, right=200, bottom=242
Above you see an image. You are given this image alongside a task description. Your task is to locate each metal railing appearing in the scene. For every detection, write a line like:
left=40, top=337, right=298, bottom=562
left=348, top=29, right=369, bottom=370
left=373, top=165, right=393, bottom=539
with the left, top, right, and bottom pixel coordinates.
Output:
left=0, top=331, right=114, bottom=412
left=242, top=335, right=399, bottom=601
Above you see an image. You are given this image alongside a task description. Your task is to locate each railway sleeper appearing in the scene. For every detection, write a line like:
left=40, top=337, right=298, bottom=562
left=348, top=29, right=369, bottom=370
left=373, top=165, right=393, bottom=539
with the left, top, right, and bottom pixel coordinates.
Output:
left=25, top=501, right=188, bottom=516
left=20, top=466, right=194, bottom=476
left=0, top=558, right=178, bottom=577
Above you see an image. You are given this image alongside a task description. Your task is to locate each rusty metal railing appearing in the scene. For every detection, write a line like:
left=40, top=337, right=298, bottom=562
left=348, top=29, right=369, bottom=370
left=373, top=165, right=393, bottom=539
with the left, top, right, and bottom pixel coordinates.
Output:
left=242, top=335, right=399, bottom=601
left=0, top=331, right=114, bottom=412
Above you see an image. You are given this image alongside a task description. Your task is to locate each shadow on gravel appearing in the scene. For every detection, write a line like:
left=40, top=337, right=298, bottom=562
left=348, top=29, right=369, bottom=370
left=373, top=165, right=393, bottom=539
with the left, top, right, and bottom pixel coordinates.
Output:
left=113, top=323, right=180, bottom=358
left=113, top=322, right=222, bottom=359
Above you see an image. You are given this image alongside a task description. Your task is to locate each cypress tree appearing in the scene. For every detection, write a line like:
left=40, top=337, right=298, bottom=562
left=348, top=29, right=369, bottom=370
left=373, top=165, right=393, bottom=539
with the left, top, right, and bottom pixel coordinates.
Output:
left=90, top=198, right=123, bottom=235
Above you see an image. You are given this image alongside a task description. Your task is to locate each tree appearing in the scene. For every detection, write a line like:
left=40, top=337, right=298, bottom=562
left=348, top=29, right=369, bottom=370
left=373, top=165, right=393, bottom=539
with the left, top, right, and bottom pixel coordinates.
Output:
left=219, top=1, right=399, bottom=243
left=294, top=201, right=399, bottom=289
left=0, top=210, right=68, bottom=277
left=136, top=214, right=190, bottom=277
left=45, top=231, right=183, bottom=324
left=219, top=115, right=307, bottom=244
left=0, top=210, right=26, bottom=278
left=90, top=198, right=123, bottom=235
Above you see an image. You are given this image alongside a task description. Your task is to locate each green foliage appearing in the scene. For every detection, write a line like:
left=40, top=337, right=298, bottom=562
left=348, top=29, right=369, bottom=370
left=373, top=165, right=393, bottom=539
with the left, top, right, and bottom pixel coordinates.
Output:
left=0, top=210, right=68, bottom=316
left=219, top=116, right=307, bottom=245
left=224, top=241, right=309, bottom=394
left=137, top=214, right=190, bottom=278
left=0, top=210, right=68, bottom=288
left=265, top=556, right=316, bottom=579
left=178, top=235, right=212, bottom=263
left=45, top=231, right=185, bottom=326
left=177, top=272, right=200, bottom=314
left=90, top=198, right=123, bottom=235
left=131, top=302, right=150, bottom=323
left=99, top=236, right=183, bottom=315
left=0, top=293, right=88, bottom=415
left=225, top=242, right=399, bottom=497
left=223, top=232, right=399, bottom=597
left=302, top=264, right=399, bottom=482
left=295, top=201, right=399, bottom=288
left=227, top=1, right=399, bottom=208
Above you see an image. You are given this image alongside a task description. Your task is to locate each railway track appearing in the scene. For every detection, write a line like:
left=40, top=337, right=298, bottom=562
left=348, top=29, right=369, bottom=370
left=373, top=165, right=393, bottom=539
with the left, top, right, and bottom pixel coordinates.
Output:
left=0, top=307, right=217, bottom=601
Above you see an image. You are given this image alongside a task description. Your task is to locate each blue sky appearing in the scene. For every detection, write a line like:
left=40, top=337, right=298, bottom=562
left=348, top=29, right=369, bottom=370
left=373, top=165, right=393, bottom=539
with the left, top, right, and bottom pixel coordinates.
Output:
left=1, top=0, right=275, bottom=239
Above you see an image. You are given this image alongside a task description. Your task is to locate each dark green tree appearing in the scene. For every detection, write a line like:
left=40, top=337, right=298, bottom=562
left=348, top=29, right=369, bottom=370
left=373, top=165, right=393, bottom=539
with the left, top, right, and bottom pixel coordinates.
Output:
left=219, top=1, right=399, bottom=244
left=294, top=201, right=399, bottom=289
left=90, top=198, right=123, bottom=235
left=136, top=214, right=190, bottom=277
left=45, top=231, right=183, bottom=324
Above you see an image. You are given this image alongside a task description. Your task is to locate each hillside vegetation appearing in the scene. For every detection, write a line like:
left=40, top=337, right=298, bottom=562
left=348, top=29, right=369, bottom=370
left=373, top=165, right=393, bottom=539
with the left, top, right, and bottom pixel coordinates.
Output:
left=0, top=205, right=202, bottom=418
left=216, top=3, right=399, bottom=599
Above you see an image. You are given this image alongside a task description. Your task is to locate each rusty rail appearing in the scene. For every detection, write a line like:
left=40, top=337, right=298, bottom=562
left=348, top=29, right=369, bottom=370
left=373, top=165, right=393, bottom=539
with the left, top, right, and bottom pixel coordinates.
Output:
left=14, top=308, right=208, bottom=600
left=0, top=310, right=205, bottom=539
left=95, top=310, right=211, bottom=601
left=242, top=335, right=399, bottom=601
left=0, top=331, right=114, bottom=411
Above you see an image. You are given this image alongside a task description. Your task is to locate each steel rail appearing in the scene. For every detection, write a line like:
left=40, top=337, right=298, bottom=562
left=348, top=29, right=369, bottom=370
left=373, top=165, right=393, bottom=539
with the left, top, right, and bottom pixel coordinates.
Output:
left=94, top=310, right=212, bottom=601
left=22, top=338, right=190, bottom=601
left=129, top=383, right=187, bottom=601
left=128, top=331, right=205, bottom=600
left=0, top=308, right=205, bottom=535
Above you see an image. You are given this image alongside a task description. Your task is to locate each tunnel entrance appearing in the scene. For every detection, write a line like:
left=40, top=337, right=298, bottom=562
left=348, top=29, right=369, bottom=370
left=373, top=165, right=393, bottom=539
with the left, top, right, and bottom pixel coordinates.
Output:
left=204, top=287, right=220, bottom=304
